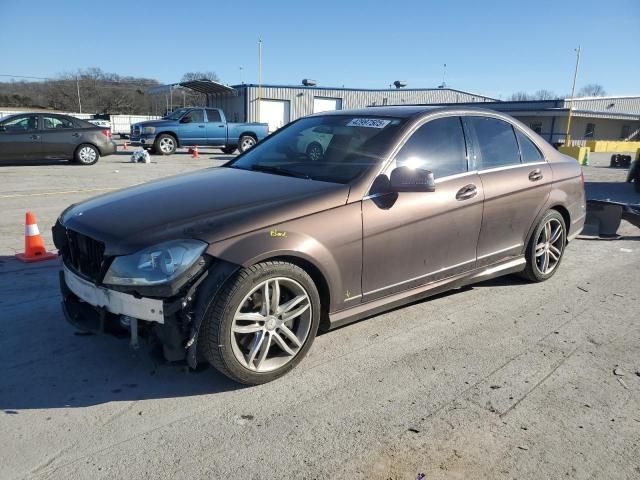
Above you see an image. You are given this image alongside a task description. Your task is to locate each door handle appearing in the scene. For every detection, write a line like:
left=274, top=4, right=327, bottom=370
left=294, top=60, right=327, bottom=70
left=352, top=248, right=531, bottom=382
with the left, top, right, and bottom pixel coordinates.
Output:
left=529, top=168, right=543, bottom=181
left=72, top=133, right=80, bottom=137
left=456, top=184, right=477, bottom=201
left=30, top=135, right=39, bottom=140
left=198, top=125, right=205, bottom=128
left=218, top=125, right=225, bottom=128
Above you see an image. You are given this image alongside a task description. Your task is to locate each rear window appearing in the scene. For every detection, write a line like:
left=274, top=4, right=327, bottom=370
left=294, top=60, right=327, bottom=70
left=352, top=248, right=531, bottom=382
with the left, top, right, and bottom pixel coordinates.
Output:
left=515, top=129, right=544, bottom=163
left=467, top=117, right=520, bottom=170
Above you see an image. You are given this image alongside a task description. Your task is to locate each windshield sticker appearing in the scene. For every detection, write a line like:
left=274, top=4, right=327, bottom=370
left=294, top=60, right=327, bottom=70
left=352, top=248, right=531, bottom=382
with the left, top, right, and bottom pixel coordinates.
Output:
left=346, top=118, right=392, bottom=129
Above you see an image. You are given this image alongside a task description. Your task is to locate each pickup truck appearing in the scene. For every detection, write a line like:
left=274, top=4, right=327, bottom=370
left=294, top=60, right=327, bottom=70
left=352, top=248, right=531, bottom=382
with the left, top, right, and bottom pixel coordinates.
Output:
left=130, top=107, right=269, bottom=155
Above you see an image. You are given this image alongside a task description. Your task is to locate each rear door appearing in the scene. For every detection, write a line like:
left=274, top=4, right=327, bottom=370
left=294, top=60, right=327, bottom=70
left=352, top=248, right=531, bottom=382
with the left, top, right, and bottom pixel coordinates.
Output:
left=179, top=109, right=207, bottom=146
left=205, top=109, right=227, bottom=145
left=0, top=114, right=41, bottom=162
left=362, top=116, right=484, bottom=301
left=464, top=116, right=552, bottom=267
left=39, top=115, right=81, bottom=159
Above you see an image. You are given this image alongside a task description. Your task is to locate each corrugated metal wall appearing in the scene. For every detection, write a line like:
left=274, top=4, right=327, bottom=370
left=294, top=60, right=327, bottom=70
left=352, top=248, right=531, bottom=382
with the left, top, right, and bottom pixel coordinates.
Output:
left=230, top=86, right=493, bottom=123
left=566, top=97, right=640, bottom=115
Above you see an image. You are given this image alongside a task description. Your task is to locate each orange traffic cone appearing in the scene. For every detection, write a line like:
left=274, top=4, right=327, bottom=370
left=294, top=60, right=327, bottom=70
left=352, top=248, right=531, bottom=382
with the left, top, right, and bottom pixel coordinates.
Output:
left=192, top=145, right=199, bottom=158
left=123, top=141, right=128, bottom=150
left=15, top=212, right=57, bottom=263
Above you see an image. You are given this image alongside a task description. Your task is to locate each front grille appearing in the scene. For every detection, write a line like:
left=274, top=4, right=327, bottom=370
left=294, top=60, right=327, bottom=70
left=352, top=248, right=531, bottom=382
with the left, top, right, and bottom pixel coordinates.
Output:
left=65, top=230, right=106, bottom=281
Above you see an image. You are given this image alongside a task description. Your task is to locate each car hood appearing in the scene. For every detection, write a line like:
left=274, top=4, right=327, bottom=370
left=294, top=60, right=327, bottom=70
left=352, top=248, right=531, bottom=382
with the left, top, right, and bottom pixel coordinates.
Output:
left=133, top=119, right=176, bottom=129
left=61, top=167, right=349, bottom=256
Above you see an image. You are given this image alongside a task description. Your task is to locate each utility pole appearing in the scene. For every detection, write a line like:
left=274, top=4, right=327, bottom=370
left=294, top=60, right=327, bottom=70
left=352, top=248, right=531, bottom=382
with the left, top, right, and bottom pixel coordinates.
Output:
left=76, top=75, right=82, bottom=113
left=441, top=63, right=447, bottom=88
left=258, top=39, right=263, bottom=122
left=239, top=66, right=244, bottom=84
left=565, top=46, right=581, bottom=145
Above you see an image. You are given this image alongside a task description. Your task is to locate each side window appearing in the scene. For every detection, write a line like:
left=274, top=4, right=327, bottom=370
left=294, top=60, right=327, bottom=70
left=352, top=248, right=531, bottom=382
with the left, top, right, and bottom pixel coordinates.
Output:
left=42, top=116, right=74, bottom=129
left=206, top=109, right=221, bottom=122
left=515, top=130, right=544, bottom=164
left=467, top=117, right=520, bottom=170
left=185, top=110, right=204, bottom=123
left=395, top=117, right=467, bottom=178
left=2, top=114, right=38, bottom=132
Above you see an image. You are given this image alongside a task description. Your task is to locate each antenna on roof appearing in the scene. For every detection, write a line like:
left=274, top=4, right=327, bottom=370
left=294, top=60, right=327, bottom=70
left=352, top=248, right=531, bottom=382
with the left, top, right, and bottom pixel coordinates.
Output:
left=438, top=63, right=447, bottom=88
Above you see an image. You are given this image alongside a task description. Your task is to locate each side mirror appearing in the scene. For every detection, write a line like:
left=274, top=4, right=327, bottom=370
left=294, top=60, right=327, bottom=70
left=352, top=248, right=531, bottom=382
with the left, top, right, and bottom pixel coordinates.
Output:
left=390, top=166, right=436, bottom=192
left=180, top=116, right=192, bottom=124
left=0, top=126, right=6, bottom=132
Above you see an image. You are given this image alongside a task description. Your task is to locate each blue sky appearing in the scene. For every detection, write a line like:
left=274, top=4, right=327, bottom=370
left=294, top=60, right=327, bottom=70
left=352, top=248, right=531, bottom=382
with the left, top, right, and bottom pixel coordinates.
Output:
left=1, top=0, right=638, bottom=98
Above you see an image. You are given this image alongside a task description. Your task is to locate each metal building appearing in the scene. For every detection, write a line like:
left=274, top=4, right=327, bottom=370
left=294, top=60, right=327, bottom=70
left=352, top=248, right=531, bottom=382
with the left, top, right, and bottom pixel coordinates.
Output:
left=205, top=83, right=495, bottom=132
left=436, top=97, right=640, bottom=144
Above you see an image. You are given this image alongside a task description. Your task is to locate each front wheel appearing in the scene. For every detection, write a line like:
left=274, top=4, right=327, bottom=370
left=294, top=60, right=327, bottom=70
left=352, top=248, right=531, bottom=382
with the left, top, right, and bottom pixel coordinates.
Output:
left=199, top=261, right=320, bottom=385
left=154, top=134, right=177, bottom=155
left=238, top=135, right=256, bottom=153
left=74, top=144, right=100, bottom=165
left=520, top=210, right=567, bottom=282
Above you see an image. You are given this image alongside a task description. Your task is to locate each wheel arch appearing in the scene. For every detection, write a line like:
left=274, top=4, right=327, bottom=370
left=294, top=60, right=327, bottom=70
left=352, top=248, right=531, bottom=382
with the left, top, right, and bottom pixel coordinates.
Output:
left=523, top=203, right=572, bottom=254
left=156, top=131, right=180, bottom=147
left=239, top=131, right=258, bottom=142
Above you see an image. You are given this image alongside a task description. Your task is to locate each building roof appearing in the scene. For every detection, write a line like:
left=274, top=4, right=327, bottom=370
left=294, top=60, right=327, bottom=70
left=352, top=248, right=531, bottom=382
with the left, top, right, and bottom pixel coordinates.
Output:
left=232, top=83, right=496, bottom=100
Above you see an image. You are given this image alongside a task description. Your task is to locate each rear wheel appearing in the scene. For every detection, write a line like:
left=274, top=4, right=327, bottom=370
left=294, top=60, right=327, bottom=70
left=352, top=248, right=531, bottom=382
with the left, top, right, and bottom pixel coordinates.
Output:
left=154, top=134, right=177, bottom=155
left=520, top=210, right=567, bottom=282
left=238, top=135, right=256, bottom=153
left=199, top=261, right=320, bottom=385
left=74, top=144, right=100, bottom=165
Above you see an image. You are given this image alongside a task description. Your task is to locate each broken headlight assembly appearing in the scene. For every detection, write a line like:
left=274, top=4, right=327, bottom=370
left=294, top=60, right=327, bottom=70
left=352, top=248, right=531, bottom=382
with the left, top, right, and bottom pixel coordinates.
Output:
left=103, top=240, right=207, bottom=287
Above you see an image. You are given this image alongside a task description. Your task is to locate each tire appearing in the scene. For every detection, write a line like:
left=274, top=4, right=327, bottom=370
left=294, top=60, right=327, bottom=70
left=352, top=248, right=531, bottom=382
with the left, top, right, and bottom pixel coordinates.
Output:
left=520, top=210, right=567, bottom=282
left=153, top=134, right=177, bottom=155
left=222, top=146, right=237, bottom=154
left=199, top=261, right=321, bottom=385
left=74, top=144, right=100, bottom=165
left=238, top=135, right=256, bottom=153
left=306, top=142, right=324, bottom=161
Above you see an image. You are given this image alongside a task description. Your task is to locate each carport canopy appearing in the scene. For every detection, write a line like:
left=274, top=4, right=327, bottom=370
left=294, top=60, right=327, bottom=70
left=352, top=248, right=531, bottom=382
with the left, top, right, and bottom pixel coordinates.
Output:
left=147, top=80, right=237, bottom=96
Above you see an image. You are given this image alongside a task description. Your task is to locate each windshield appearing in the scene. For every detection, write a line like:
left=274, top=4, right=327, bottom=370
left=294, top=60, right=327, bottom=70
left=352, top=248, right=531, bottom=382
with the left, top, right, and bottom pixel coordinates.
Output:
left=228, top=115, right=406, bottom=184
left=163, top=108, right=190, bottom=120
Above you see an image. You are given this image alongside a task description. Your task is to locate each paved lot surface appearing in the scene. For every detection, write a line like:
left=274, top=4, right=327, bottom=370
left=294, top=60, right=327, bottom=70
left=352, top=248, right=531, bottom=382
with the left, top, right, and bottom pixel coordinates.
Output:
left=0, top=150, right=639, bottom=479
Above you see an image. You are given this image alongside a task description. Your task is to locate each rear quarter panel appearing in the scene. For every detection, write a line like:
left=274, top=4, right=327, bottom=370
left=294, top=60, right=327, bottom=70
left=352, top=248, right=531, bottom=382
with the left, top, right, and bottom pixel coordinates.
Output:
left=547, top=153, right=586, bottom=239
left=227, top=123, right=269, bottom=142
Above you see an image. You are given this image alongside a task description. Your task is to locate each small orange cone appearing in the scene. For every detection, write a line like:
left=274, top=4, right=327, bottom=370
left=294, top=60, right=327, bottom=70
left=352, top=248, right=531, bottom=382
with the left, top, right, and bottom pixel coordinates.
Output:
left=192, top=145, right=199, bottom=158
left=15, top=212, right=57, bottom=263
left=123, top=141, right=128, bottom=150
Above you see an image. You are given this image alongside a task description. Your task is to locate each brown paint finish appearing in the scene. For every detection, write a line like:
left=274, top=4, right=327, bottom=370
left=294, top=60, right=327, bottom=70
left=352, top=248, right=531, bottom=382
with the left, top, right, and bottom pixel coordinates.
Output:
left=58, top=106, right=585, bottom=333
left=362, top=172, right=484, bottom=300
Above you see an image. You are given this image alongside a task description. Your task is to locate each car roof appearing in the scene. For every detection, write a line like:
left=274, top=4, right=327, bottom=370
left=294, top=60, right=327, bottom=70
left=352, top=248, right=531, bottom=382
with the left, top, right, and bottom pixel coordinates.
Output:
left=315, top=105, right=511, bottom=120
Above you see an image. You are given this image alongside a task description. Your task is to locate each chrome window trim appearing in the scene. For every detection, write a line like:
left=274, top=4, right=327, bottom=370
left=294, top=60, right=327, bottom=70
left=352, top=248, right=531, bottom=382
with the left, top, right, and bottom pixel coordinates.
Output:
left=478, top=161, right=546, bottom=175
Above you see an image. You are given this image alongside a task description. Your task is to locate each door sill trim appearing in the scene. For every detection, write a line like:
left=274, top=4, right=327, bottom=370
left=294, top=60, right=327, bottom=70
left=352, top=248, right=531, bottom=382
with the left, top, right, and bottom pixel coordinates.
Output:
left=329, top=256, right=525, bottom=329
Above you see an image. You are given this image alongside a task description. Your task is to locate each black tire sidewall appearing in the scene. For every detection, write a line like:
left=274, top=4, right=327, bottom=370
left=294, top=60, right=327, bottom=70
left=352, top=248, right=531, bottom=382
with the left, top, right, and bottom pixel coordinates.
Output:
left=200, top=262, right=321, bottom=384
left=524, top=210, right=567, bottom=282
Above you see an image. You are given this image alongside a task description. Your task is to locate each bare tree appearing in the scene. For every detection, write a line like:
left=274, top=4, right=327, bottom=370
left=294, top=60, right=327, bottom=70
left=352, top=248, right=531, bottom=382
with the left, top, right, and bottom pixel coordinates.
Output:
left=532, top=89, right=559, bottom=100
left=508, top=91, right=532, bottom=101
left=577, top=84, right=606, bottom=97
left=181, top=71, right=220, bottom=82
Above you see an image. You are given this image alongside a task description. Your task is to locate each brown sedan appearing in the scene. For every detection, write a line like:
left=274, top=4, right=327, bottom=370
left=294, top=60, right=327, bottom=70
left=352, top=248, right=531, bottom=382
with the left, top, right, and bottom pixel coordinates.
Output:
left=54, top=106, right=586, bottom=384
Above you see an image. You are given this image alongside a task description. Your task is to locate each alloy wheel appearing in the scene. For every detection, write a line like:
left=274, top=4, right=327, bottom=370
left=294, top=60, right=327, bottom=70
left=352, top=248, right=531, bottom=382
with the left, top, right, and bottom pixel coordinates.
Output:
left=78, top=146, right=97, bottom=163
left=241, top=137, right=256, bottom=151
left=159, top=137, right=174, bottom=153
left=231, top=277, right=312, bottom=372
left=535, top=218, right=565, bottom=275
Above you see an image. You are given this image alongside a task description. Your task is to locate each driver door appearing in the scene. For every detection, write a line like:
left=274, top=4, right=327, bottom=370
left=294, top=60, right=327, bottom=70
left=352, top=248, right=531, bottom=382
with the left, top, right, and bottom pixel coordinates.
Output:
left=362, top=116, right=484, bottom=301
left=0, top=114, right=41, bottom=162
left=179, top=109, right=207, bottom=146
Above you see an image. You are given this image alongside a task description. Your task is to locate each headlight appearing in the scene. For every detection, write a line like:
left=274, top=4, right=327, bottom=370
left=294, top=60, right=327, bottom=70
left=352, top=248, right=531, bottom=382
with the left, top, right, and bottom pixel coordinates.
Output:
left=103, top=240, right=207, bottom=286
left=142, top=126, right=156, bottom=135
